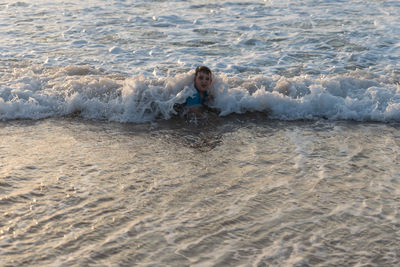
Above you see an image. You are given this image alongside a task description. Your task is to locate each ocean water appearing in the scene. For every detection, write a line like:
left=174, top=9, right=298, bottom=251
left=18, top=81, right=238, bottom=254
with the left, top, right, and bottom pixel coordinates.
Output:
left=1, top=0, right=400, bottom=266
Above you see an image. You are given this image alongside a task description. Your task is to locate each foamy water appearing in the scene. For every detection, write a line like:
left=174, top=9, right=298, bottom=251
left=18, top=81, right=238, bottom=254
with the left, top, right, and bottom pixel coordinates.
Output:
left=1, top=0, right=400, bottom=122
left=1, top=0, right=400, bottom=266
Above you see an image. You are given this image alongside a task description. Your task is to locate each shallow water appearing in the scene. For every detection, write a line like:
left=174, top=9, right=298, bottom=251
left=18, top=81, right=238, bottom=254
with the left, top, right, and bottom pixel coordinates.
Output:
left=1, top=0, right=399, bottom=76
left=1, top=117, right=400, bottom=266
left=1, top=0, right=400, bottom=122
left=1, top=0, right=400, bottom=266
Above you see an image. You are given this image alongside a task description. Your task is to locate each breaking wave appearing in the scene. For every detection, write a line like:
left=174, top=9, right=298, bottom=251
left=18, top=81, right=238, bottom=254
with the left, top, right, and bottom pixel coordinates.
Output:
left=1, top=65, right=400, bottom=123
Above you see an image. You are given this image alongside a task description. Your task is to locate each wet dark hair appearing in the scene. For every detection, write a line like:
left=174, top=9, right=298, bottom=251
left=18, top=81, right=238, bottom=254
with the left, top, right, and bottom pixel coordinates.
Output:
left=195, top=66, right=212, bottom=78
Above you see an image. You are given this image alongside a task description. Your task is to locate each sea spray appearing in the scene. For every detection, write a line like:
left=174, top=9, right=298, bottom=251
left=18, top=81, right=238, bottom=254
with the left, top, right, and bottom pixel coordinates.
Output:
left=120, top=72, right=196, bottom=122
left=1, top=65, right=400, bottom=122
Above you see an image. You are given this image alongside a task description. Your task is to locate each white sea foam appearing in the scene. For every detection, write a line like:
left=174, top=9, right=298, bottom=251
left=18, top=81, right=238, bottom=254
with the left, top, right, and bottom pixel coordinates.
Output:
left=1, top=65, right=399, bottom=122
left=1, top=0, right=399, bottom=122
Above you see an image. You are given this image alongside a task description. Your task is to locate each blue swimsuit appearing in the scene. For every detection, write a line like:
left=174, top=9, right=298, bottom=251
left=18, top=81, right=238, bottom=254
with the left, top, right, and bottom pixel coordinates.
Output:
left=185, top=91, right=208, bottom=107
